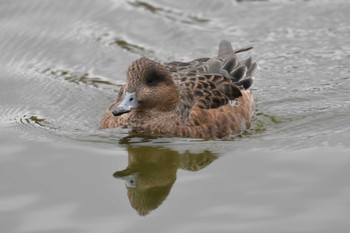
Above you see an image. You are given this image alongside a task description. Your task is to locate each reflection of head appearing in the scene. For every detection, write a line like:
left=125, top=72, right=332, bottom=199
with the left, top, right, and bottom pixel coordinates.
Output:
left=126, top=182, right=173, bottom=216
left=114, top=146, right=217, bottom=216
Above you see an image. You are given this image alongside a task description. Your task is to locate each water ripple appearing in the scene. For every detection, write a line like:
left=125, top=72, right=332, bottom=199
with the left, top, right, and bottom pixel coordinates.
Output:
left=1, top=0, right=350, bottom=149
left=71, top=21, right=155, bottom=58
left=126, top=0, right=210, bottom=25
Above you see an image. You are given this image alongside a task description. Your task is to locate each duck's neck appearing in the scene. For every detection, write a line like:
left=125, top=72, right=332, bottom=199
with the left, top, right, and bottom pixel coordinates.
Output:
left=128, top=108, right=183, bottom=135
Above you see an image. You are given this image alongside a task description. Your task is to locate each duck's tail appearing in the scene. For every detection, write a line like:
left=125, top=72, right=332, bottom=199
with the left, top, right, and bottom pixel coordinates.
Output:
left=217, top=40, right=258, bottom=90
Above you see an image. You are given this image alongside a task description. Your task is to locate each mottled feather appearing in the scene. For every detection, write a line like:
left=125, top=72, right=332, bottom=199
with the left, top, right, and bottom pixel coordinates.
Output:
left=100, top=40, right=259, bottom=138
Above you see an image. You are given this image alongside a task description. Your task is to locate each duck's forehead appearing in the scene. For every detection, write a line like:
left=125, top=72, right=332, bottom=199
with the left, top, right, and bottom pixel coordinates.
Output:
left=125, top=60, right=147, bottom=90
left=126, top=72, right=139, bottom=92
left=127, top=63, right=142, bottom=80
left=128, top=60, right=144, bottom=74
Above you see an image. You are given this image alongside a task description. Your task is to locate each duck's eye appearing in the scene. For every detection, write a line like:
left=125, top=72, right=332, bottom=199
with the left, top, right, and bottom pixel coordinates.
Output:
left=146, top=78, right=155, bottom=85
left=145, top=66, right=165, bottom=86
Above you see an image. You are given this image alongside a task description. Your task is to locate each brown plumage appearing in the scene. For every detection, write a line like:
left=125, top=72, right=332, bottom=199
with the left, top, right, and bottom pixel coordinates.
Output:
left=100, top=40, right=258, bottom=139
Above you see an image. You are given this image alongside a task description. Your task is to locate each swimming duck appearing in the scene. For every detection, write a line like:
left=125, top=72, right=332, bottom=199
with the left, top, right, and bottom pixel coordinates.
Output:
left=100, top=40, right=258, bottom=139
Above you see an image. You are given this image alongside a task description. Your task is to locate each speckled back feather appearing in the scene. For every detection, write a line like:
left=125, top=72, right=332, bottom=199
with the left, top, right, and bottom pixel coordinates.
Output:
left=167, top=40, right=257, bottom=110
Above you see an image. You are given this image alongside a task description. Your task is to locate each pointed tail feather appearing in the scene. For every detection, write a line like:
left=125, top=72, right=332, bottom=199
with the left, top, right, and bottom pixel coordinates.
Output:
left=218, top=40, right=234, bottom=59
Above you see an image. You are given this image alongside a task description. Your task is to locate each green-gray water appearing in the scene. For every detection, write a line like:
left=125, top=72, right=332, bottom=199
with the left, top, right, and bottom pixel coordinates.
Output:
left=1, top=0, right=350, bottom=232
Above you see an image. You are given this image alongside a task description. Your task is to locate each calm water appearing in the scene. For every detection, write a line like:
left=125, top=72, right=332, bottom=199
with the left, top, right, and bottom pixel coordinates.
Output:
left=1, top=0, right=350, bottom=232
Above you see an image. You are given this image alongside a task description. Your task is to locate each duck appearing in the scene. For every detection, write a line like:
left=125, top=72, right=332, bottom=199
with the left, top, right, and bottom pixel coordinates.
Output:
left=100, top=40, right=258, bottom=139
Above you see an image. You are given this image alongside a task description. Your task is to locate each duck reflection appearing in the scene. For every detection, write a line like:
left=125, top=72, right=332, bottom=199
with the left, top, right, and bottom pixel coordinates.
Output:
left=114, top=146, right=217, bottom=216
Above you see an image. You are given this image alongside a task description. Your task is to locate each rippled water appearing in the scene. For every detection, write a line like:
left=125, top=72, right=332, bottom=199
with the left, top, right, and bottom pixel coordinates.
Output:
left=1, top=0, right=350, bottom=232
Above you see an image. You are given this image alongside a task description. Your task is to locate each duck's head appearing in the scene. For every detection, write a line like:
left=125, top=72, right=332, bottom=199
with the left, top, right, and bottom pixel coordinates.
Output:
left=112, top=58, right=179, bottom=117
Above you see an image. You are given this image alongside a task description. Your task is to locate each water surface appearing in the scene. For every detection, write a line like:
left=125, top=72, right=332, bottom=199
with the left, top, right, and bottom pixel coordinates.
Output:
left=1, top=0, right=350, bottom=232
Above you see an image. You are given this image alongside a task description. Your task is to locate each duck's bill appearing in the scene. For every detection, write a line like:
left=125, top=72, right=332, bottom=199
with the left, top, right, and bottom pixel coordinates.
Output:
left=112, top=92, right=139, bottom=116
